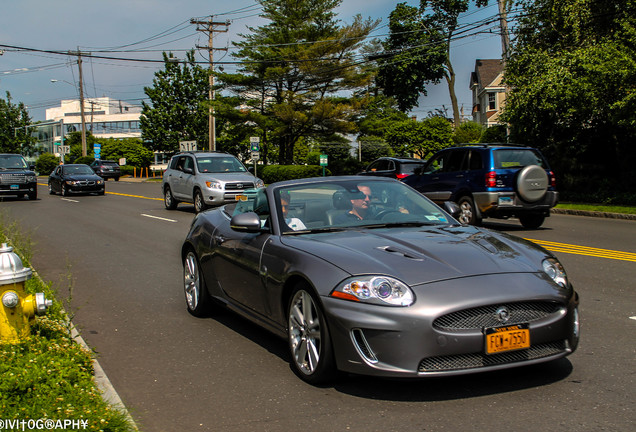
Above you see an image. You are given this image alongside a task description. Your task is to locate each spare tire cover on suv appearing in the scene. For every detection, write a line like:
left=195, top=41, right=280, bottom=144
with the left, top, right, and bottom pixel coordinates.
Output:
left=516, top=165, right=548, bottom=202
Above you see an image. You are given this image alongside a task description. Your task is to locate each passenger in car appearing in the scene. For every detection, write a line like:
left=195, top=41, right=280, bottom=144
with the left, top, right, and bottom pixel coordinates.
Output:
left=280, top=191, right=307, bottom=231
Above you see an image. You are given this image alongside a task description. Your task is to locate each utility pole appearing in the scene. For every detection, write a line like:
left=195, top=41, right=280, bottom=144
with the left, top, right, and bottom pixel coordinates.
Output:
left=498, top=0, right=511, bottom=62
left=69, top=49, right=88, bottom=156
left=191, top=17, right=230, bottom=152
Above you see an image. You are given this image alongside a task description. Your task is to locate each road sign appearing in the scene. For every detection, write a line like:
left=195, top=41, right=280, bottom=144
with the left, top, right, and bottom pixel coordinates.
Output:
left=320, top=154, right=328, bottom=166
left=179, top=141, right=197, bottom=152
left=251, top=151, right=260, bottom=161
left=59, top=145, right=70, bottom=154
left=94, top=143, right=101, bottom=159
left=250, top=136, right=260, bottom=152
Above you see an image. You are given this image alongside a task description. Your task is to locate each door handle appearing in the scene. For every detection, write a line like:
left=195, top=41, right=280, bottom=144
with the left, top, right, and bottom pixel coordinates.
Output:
left=214, top=234, right=226, bottom=244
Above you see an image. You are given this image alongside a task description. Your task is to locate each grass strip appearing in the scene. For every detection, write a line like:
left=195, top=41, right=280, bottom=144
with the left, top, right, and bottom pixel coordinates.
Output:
left=556, top=202, right=636, bottom=215
left=0, top=214, right=136, bottom=431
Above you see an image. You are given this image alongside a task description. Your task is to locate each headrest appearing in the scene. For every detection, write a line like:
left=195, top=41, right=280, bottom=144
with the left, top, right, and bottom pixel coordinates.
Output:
left=332, top=191, right=352, bottom=210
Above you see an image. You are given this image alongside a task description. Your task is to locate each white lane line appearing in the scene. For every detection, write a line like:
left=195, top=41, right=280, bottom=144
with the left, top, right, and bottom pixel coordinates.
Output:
left=141, top=214, right=178, bottom=223
left=61, top=198, right=80, bottom=203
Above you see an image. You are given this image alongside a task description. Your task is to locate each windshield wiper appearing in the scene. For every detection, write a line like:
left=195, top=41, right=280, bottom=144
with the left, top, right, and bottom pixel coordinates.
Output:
left=284, top=226, right=350, bottom=235
left=364, top=221, right=440, bottom=229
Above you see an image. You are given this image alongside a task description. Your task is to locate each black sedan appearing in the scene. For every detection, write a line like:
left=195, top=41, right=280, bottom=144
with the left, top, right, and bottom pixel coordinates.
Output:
left=181, top=176, right=579, bottom=384
left=48, top=164, right=105, bottom=196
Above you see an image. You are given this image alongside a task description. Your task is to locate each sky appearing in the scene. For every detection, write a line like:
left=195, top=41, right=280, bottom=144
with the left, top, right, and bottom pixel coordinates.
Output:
left=0, top=0, right=504, bottom=122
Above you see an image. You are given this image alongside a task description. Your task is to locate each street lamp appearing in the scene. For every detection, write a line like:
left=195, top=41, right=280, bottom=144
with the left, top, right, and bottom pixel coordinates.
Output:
left=51, top=78, right=87, bottom=157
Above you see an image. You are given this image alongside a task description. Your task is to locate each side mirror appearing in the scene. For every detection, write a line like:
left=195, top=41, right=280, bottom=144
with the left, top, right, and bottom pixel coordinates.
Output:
left=183, top=167, right=193, bottom=174
left=230, top=212, right=263, bottom=233
left=443, top=201, right=461, bottom=219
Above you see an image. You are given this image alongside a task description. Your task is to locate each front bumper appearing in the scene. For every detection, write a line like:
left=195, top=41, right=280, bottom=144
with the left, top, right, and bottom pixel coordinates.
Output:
left=0, top=182, right=37, bottom=196
left=65, top=181, right=104, bottom=194
left=322, top=272, right=579, bottom=378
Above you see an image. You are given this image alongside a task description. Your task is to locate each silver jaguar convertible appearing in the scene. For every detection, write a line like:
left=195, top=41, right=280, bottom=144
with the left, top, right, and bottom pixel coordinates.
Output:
left=181, top=176, right=580, bottom=384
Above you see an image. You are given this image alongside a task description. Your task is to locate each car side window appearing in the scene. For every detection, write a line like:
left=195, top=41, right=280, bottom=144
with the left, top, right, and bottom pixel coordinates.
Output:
left=469, top=150, right=483, bottom=170
left=445, top=150, right=468, bottom=172
left=423, top=153, right=447, bottom=174
left=183, top=157, right=195, bottom=173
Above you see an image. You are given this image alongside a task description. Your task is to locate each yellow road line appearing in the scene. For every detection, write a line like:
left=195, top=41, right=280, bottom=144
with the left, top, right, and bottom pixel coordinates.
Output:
left=106, top=191, right=163, bottom=201
left=525, top=238, right=636, bottom=262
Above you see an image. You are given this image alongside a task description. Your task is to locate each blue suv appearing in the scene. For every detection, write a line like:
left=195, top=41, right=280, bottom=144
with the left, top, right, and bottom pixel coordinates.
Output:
left=402, top=144, right=558, bottom=229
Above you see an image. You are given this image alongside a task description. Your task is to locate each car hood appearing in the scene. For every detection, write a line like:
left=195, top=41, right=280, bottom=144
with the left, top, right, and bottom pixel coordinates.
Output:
left=280, top=225, right=548, bottom=286
left=62, top=174, right=102, bottom=181
left=201, top=172, right=260, bottom=182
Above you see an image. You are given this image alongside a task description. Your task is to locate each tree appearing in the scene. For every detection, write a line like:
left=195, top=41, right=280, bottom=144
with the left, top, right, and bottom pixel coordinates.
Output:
left=0, top=92, right=35, bottom=155
left=140, top=51, right=210, bottom=155
left=100, top=138, right=153, bottom=168
left=35, top=153, right=60, bottom=176
left=216, top=0, right=379, bottom=164
left=453, top=121, right=483, bottom=144
left=377, top=1, right=485, bottom=127
left=383, top=116, right=453, bottom=159
left=503, top=0, right=636, bottom=197
left=354, top=95, right=410, bottom=139
left=65, top=131, right=96, bottom=162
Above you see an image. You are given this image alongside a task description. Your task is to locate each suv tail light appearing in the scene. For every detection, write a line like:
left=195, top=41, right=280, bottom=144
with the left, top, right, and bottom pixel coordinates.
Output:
left=485, top=171, right=497, bottom=188
left=396, top=173, right=410, bottom=180
left=549, top=171, right=556, bottom=188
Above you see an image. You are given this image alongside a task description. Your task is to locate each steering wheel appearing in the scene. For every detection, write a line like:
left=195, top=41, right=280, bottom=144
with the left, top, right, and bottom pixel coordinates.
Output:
left=374, top=209, right=402, bottom=220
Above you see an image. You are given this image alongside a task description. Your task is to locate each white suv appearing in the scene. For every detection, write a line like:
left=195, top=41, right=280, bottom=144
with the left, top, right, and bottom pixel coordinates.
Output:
left=162, top=152, right=264, bottom=212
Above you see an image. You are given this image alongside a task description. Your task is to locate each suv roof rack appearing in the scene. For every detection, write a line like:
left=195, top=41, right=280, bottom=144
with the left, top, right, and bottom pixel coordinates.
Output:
left=454, top=143, right=529, bottom=148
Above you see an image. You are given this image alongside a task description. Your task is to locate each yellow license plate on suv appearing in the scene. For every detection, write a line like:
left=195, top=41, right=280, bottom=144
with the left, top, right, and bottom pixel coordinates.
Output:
left=485, top=324, right=530, bottom=355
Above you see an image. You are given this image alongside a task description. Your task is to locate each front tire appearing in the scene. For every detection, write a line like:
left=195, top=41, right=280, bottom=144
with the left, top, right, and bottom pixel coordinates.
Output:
left=61, top=185, right=68, bottom=197
left=287, top=285, right=336, bottom=384
left=194, top=189, right=208, bottom=213
left=457, top=196, right=482, bottom=226
left=48, top=183, right=55, bottom=195
left=183, top=250, right=212, bottom=317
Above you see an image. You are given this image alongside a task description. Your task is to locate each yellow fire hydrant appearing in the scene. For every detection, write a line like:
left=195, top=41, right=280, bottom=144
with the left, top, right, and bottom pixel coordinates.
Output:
left=0, top=243, right=52, bottom=343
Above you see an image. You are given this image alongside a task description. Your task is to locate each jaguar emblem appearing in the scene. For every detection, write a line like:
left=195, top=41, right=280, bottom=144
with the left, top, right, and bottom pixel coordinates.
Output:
left=495, top=306, right=511, bottom=323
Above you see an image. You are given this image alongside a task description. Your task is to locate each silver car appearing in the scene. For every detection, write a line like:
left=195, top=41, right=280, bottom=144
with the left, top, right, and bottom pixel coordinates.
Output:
left=162, top=151, right=264, bottom=213
left=181, top=176, right=579, bottom=384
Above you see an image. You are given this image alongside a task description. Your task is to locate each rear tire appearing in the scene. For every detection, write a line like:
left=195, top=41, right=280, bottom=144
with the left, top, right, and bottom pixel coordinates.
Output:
left=457, top=196, right=482, bottom=226
left=164, top=186, right=178, bottom=210
left=519, top=213, right=545, bottom=229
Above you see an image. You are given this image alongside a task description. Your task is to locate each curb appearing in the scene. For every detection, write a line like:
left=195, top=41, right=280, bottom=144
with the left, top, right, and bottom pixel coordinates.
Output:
left=551, top=208, right=636, bottom=221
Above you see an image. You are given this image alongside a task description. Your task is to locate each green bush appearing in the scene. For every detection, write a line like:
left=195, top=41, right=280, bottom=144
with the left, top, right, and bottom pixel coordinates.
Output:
left=74, top=156, right=94, bottom=165
left=260, top=165, right=331, bottom=184
left=35, top=153, right=60, bottom=176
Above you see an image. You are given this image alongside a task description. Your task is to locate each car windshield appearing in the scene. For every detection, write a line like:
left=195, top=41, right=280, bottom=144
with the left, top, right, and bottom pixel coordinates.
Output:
left=0, top=155, right=28, bottom=170
left=62, top=165, right=94, bottom=175
left=196, top=156, right=246, bottom=173
left=493, top=149, right=545, bottom=169
left=274, top=179, right=453, bottom=234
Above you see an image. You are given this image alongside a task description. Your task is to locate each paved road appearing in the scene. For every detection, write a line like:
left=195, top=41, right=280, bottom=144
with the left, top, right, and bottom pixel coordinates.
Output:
left=2, top=180, right=634, bottom=432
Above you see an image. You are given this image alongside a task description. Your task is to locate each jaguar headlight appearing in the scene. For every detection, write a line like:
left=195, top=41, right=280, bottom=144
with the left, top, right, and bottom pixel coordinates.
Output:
left=331, top=276, right=414, bottom=306
left=542, top=258, right=568, bottom=288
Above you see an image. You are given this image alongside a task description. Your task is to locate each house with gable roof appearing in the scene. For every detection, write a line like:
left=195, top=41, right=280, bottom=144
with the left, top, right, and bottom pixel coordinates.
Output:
left=470, top=59, right=505, bottom=127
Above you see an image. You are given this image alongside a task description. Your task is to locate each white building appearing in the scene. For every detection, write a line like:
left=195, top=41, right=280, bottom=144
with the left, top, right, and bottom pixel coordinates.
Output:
left=46, top=97, right=142, bottom=140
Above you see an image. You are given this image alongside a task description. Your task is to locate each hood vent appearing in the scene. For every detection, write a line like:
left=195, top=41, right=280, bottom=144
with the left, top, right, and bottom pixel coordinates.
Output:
left=378, top=246, right=425, bottom=261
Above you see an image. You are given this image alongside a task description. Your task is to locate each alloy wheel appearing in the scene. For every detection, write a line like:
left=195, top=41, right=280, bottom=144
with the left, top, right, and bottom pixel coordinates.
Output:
left=184, top=252, right=200, bottom=312
left=288, top=290, right=322, bottom=376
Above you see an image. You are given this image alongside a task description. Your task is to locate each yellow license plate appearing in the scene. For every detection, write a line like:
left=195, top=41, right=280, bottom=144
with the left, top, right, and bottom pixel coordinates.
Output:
left=485, top=324, right=530, bottom=355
